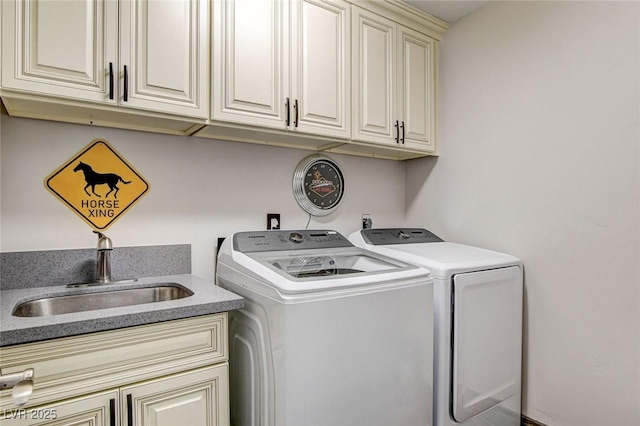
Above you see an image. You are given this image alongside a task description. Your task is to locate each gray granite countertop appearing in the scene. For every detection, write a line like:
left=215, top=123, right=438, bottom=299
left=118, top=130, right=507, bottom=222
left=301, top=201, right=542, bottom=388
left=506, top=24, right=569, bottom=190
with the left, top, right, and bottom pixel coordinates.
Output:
left=0, top=274, right=244, bottom=347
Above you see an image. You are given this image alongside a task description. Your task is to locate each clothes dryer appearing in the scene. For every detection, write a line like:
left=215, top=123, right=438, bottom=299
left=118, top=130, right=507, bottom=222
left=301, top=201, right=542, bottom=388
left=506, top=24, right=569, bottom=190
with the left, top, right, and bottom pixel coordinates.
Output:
left=349, top=228, right=523, bottom=426
left=217, top=230, right=434, bottom=426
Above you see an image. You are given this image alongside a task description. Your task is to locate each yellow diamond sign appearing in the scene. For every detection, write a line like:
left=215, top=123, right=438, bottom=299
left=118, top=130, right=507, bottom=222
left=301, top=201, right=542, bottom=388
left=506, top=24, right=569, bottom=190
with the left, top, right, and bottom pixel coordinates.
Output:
left=45, top=139, right=150, bottom=231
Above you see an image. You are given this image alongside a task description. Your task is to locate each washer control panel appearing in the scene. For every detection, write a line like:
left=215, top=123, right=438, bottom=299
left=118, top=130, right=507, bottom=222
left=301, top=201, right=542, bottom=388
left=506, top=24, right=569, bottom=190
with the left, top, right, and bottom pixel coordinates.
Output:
left=234, top=230, right=353, bottom=253
left=361, top=228, right=443, bottom=245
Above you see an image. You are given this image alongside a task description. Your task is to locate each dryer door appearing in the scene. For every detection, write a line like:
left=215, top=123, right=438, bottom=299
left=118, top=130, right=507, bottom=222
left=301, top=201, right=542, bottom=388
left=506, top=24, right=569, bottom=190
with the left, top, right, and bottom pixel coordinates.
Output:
left=451, top=266, right=523, bottom=423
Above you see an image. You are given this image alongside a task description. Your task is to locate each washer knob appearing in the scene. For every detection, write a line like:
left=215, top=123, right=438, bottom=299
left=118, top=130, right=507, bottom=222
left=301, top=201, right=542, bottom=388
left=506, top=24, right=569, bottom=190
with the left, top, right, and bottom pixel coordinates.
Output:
left=289, top=232, right=304, bottom=243
left=398, top=230, right=411, bottom=239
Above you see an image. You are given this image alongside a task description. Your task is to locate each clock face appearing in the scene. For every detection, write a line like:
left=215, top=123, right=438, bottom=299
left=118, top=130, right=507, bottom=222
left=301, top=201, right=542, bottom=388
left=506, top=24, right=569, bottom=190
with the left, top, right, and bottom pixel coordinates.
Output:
left=293, top=155, right=345, bottom=216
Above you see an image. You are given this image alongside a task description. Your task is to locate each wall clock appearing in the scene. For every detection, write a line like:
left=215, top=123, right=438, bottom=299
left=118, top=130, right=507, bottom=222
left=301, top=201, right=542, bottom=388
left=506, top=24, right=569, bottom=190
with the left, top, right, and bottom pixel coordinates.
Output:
left=293, top=154, right=345, bottom=216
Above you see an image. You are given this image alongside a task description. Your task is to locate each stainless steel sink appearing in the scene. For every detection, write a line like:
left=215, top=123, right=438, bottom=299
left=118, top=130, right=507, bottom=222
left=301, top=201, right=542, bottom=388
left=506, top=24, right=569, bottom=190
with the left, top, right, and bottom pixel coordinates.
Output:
left=12, top=284, right=194, bottom=317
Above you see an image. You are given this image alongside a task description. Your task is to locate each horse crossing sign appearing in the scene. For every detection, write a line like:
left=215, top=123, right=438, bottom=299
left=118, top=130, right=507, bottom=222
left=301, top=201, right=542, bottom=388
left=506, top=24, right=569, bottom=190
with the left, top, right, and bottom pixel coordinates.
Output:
left=45, top=139, right=150, bottom=231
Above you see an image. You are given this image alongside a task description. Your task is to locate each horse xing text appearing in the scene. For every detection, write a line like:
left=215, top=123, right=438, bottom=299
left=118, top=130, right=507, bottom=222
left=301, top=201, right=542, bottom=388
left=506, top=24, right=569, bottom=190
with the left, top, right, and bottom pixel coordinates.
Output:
left=82, top=199, right=121, bottom=217
left=44, top=139, right=150, bottom=231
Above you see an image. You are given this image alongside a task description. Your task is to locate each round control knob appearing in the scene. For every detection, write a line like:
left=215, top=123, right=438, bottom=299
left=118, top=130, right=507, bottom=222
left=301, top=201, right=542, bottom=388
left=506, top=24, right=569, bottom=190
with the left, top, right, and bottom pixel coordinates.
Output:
left=289, top=232, right=304, bottom=243
left=398, top=230, right=411, bottom=239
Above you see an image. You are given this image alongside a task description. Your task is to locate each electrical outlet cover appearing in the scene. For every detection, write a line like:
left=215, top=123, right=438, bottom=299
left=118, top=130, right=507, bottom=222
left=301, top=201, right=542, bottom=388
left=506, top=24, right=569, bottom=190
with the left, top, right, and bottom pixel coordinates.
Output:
left=267, top=213, right=281, bottom=230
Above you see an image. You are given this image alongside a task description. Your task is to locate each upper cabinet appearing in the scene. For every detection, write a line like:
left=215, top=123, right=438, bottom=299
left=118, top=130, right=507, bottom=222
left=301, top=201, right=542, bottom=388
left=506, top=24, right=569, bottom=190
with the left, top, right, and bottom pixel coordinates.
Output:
left=1, top=0, right=209, bottom=131
left=119, top=0, right=209, bottom=117
left=350, top=5, right=436, bottom=154
left=398, top=25, right=436, bottom=152
left=1, top=0, right=118, bottom=103
left=291, top=0, right=351, bottom=138
left=0, top=0, right=447, bottom=159
left=209, top=0, right=350, bottom=140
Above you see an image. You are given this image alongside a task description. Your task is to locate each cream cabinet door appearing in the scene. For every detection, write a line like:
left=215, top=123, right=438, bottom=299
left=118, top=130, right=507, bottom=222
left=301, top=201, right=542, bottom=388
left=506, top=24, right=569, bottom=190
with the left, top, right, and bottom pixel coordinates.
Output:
left=352, top=6, right=437, bottom=153
left=122, top=364, right=229, bottom=426
left=289, top=0, right=350, bottom=138
left=119, top=0, right=208, bottom=118
left=0, top=389, right=119, bottom=426
left=1, top=0, right=207, bottom=118
left=0, top=0, right=118, bottom=103
left=212, top=0, right=288, bottom=129
left=351, top=7, right=397, bottom=146
left=397, top=25, right=436, bottom=152
left=212, top=0, right=349, bottom=137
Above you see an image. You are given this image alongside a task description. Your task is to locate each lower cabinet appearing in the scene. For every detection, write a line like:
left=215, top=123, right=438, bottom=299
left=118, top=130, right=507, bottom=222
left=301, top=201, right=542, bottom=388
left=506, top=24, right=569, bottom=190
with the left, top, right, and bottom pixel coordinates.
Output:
left=124, top=364, right=228, bottom=426
left=0, top=365, right=228, bottom=426
left=0, top=314, right=230, bottom=426
left=0, top=389, right=118, bottom=426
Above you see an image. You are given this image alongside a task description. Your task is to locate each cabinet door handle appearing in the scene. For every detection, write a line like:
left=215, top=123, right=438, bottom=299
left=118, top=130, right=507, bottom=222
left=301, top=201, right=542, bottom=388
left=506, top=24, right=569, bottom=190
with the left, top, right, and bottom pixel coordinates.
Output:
left=109, top=398, right=116, bottom=426
left=285, top=98, right=290, bottom=126
left=294, top=99, right=299, bottom=128
left=127, top=393, right=133, bottom=426
left=401, top=121, right=405, bottom=144
left=394, top=120, right=399, bottom=144
left=123, top=65, right=129, bottom=102
left=108, top=62, right=114, bottom=100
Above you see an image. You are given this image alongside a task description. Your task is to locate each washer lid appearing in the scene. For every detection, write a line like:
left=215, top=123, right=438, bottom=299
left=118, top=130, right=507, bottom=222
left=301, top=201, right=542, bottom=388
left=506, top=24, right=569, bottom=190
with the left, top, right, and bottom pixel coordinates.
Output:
left=225, top=230, right=432, bottom=295
left=232, top=247, right=430, bottom=295
left=249, top=249, right=403, bottom=280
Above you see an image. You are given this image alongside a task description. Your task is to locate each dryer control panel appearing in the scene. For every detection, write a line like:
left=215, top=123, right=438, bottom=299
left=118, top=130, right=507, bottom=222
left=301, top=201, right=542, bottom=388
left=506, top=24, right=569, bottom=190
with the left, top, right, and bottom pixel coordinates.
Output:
left=361, top=228, right=443, bottom=245
left=233, top=230, right=353, bottom=253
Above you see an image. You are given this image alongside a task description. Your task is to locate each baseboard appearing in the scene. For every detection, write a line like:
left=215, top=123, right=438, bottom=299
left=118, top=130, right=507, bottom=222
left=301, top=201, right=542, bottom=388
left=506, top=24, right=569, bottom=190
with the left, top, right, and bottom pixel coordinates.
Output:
left=522, top=415, right=549, bottom=426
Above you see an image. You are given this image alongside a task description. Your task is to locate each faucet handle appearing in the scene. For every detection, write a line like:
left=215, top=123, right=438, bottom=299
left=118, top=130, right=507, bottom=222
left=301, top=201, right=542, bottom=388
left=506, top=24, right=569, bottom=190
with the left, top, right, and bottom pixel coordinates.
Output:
left=93, top=231, right=113, bottom=251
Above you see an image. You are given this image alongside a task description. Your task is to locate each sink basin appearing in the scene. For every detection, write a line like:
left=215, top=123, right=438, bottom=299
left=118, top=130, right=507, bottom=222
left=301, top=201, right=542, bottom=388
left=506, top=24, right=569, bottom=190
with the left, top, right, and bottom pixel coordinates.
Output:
left=12, top=284, right=194, bottom=317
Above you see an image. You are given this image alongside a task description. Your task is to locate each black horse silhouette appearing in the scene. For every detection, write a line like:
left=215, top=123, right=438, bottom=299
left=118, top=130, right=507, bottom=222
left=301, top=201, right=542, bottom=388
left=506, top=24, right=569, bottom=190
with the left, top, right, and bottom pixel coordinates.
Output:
left=73, top=162, right=131, bottom=199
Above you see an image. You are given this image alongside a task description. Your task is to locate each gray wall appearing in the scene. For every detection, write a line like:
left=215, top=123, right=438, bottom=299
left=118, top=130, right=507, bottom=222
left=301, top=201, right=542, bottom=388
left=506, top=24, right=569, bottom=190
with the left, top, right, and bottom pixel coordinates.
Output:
left=0, top=116, right=406, bottom=282
left=406, top=2, right=640, bottom=425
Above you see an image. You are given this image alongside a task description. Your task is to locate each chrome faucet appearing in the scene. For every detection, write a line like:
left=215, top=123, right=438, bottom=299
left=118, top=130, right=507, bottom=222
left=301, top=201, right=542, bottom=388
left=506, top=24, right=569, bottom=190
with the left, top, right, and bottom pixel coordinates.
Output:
left=95, top=231, right=113, bottom=283
left=67, top=232, right=137, bottom=287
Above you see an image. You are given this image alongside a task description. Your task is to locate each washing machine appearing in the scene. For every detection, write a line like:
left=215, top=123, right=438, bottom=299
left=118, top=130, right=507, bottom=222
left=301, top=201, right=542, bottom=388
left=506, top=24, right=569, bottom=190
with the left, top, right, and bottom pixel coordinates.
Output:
left=349, top=228, right=523, bottom=426
left=216, top=229, right=434, bottom=426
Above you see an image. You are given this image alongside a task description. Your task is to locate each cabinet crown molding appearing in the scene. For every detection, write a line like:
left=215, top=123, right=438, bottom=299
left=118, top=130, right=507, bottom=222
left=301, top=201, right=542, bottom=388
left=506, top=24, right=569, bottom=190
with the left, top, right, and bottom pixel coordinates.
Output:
left=349, top=0, right=449, bottom=40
